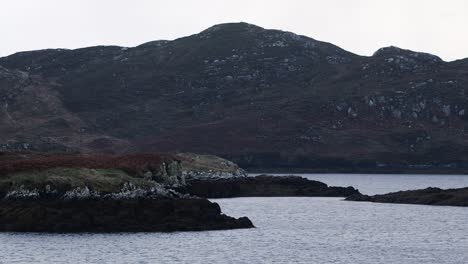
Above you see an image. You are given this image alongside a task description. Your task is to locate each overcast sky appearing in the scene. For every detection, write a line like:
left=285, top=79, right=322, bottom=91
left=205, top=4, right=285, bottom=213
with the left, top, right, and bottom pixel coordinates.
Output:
left=1, top=0, right=467, bottom=61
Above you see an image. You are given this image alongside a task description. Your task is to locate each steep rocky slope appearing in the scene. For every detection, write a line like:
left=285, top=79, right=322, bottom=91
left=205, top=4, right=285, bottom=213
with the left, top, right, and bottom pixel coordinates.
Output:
left=1, top=22, right=467, bottom=172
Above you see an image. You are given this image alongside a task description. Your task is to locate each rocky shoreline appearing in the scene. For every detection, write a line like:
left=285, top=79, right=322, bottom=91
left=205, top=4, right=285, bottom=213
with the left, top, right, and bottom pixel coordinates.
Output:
left=2, top=150, right=466, bottom=234
left=0, top=198, right=253, bottom=232
left=346, top=187, right=468, bottom=207
left=178, top=175, right=360, bottom=198
left=246, top=166, right=468, bottom=175
left=0, top=153, right=254, bottom=232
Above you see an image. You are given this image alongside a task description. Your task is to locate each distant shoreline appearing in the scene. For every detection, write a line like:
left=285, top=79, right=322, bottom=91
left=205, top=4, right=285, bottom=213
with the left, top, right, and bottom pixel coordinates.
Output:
left=246, top=167, right=468, bottom=175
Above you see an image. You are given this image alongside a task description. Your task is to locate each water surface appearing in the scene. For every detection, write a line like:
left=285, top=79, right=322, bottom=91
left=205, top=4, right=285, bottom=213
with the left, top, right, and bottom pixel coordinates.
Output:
left=1, top=174, right=467, bottom=264
left=260, top=173, right=468, bottom=195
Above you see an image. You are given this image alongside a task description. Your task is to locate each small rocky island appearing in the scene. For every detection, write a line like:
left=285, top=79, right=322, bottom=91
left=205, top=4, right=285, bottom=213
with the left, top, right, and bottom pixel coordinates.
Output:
left=346, top=187, right=468, bottom=207
left=0, top=152, right=253, bottom=232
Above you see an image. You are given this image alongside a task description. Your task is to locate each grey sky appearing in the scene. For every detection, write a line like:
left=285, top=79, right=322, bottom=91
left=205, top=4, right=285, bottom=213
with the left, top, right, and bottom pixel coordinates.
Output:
left=1, top=0, right=467, bottom=61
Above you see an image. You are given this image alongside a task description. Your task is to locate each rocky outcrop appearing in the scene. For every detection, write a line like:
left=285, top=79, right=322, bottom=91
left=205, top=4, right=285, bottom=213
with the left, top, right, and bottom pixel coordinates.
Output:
left=143, top=160, right=186, bottom=187
left=0, top=198, right=253, bottom=232
left=177, top=175, right=360, bottom=198
left=346, top=187, right=468, bottom=206
left=177, top=153, right=247, bottom=180
left=0, top=153, right=254, bottom=232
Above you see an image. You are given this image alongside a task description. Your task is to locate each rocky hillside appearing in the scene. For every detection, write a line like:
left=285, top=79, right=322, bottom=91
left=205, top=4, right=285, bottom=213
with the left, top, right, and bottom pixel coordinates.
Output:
left=0, top=22, right=467, bottom=172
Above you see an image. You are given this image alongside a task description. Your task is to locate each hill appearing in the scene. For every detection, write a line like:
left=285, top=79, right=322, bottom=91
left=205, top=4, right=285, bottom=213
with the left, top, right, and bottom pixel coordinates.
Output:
left=1, top=22, right=467, bottom=172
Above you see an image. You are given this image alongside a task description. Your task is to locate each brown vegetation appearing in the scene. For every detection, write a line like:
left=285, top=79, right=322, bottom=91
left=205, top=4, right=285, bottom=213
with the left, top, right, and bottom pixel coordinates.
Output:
left=0, top=152, right=175, bottom=176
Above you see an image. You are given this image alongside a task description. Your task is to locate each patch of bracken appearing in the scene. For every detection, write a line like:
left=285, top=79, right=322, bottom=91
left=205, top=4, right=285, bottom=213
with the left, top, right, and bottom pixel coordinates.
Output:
left=0, top=152, right=176, bottom=176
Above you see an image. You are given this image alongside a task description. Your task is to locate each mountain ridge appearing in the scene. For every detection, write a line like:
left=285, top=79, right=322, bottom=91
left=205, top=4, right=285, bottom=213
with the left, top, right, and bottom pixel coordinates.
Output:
left=4, top=22, right=463, bottom=62
left=1, top=22, right=467, bottom=172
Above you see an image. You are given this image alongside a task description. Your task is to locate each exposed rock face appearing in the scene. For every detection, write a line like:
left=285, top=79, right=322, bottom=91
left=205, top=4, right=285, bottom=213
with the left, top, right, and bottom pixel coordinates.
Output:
left=146, top=160, right=185, bottom=187
left=177, top=175, right=360, bottom=198
left=1, top=22, right=467, bottom=172
left=346, top=187, right=468, bottom=207
left=0, top=199, right=253, bottom=232
left=177, top=153, right=247, bottom=180
left=0, top=153, right=186, bottom=192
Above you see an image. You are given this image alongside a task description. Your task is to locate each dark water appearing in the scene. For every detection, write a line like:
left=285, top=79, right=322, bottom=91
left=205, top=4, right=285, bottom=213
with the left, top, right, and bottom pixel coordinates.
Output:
left=1, top=174, right=467, bottom=264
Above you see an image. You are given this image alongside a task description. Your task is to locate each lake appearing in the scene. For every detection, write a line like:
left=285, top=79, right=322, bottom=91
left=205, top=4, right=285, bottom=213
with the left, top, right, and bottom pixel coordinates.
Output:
left=1, top=174, right=467, bottom=264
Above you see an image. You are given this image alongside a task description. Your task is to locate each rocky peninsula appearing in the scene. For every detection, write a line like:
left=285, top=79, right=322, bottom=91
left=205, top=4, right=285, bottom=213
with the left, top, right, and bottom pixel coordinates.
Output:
left=0, top=152, right=253, bottom=232
left=179, top=175, right=360, bottom=198
left=173, top=153, right=360, bottom=198
left=0, top=151, right=364, bottom=232
left=346, top=187, right=468, bottom=207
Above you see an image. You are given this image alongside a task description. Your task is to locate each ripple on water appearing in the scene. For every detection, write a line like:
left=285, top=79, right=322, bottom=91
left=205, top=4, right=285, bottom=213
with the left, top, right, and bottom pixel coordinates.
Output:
left=1, top=174, right=467, bottom=264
